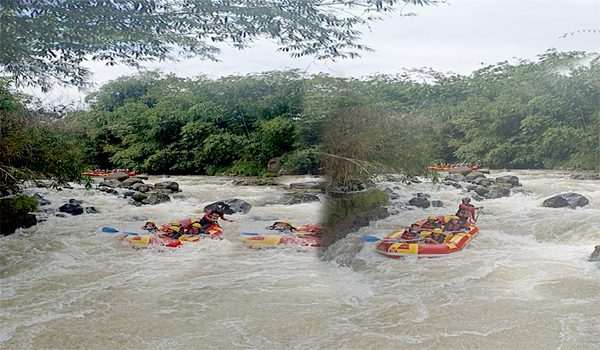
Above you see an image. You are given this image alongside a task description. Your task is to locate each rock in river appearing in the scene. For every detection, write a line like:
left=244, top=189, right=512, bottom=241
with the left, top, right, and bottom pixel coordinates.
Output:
left=103, top=172, right=129, bottom=181
left=542, top=192, right=589, bottom=209
left=408, top=196, right=430, bottom=209
left=589, top=246, right=600, bottom=262
left=120, top=177, right=144, bottom=188
left=232, top=178, right=279, bottom=186
left=289, top=181, right=325, bottom=191
left=154, top=181, right=179, bottom=193
left=204, top=199, right=252, bottom=215
left=495, top=175, right=521, bottom=187
left=58, top=199, right=84, bottom=215
left=131, top=183, right=153, bottom=193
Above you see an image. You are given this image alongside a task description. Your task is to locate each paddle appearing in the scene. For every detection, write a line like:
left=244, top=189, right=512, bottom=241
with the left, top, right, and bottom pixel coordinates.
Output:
left=100, top=226, right=143, bottom=236
left=361, top=235, right=420, bottom=243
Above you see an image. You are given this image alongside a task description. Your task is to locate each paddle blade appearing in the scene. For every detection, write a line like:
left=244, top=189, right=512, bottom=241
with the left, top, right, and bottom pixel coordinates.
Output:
left=361, top=235, right=382, bottom=243
left=101, top=227, right=120, bottom=233
left=240, top=232, right=260, bottom=236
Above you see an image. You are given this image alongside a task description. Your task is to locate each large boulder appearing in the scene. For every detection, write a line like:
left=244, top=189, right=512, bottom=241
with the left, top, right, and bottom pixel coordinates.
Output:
left=98, top=187, right=119, bottom=195
left=408, top=196, right=430, bottom=209
left=139, top=192, right=170, bottom=205
left=103, top=172, right=129, bottom=182
left=131, top=183, right=153, bottom=193
left=431, top=200, right=444, bottom=207
left=58, top=199, right=84, bottom=215
left=289, top=181, right=325, bottom=191
left=154, top=181, right=179, bottom=193
left=120, top=177, right=144, bottom=188
left=0, top=195, right=38, bottom=235
left=472, top=185, right=490, bottom=196
left=465, top=171, right=485, bottom=182
left=204, top=198, right=252, bottom=214
left=444, top=173, right=466, bottom=182
left=473, top=177, right=495, bottom=187
left=99, top=179, right=121, bottom=188
left=484, top=185, right=511, bottom=199
left=131, top=192, right=148, bottom=202
left=542, top=193, right=589, bottom=209
left=232, top=178, right=279, bottom=186
left=495, top=175, right=521, bottom=187
left=277, top=192, right=320, bottom=205
left=443, top=181, right=463, bottom=189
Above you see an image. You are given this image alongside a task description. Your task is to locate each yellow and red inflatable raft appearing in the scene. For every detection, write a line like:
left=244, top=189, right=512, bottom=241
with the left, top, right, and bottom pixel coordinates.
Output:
left=126, top=221, right=223, bottom=249
left=375, top=222, right=479, bottom=258
left=240, top=224, right=321, bottom=248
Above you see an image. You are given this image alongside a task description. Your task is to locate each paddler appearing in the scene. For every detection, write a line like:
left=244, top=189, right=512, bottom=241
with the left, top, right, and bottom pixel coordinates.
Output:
left=456, top=197, right=481, bottom=223
left=424, top=228, right=446, bottom=244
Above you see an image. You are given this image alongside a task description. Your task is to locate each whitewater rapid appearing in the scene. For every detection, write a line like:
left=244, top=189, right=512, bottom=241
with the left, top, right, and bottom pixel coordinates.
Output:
left=1, top=171, right=600, bottom=349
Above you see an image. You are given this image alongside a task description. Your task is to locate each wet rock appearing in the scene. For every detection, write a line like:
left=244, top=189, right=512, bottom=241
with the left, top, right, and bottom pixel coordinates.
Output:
left=431, top=200, right=444, bottom=207
left=384, top=188, right=400, bottom=200
left=58, top=199, right=84, bottom=215
left=443, top=181, right=463, bottom=189
left=154, top=181, right=179, bottom=193
left=267, top=157, right=282, bottom=173
left=0, top=196, right=38, bottom=235
left=84, top=206, right=99, bottom=214
left=131, top=192, right=148, bottom=202
left=414, top=192, right=430, bottom=199
left=275, top=192, right=320, bottom=205
left=289, top=181, right=325, bottom=191
left=204, top=198, right=252, bottom=215
left=495, top=175, right=521, bottom=187
left=131, top=183, right=153, bottom=193
left=473, top=177, right=495, bottom=187
left=408, top=196, right=430, bottom=209
left=472, top=194, right=485, bottom=201
left=473, top=185, right=490, bottom=196
left=56, top=213, right=67, bottom=218
left=122, top=190, right=135, bottom=198
left=120, top=177, right=144, bottom=188
left=33, top=193, right=51, bottom=206
left=444, top=174, right=466, bottom=182
left=589, top=246, right=600, bottom=262
left=141, top=192, right=171, bottom=205
left=99, top=179, right=120, bottom=188
left=465, top=171, right=485, bottom=182
left=104, top=172, right=129, bottom=181
left=571, top=173, right=600, bottom=180
left=484, top=185, right=511, bottom=199
left=98, top=187, right=118, bottom=195
left=542, top=193, right=589, bottom=209
left=233, top=178, right=279, bottom=186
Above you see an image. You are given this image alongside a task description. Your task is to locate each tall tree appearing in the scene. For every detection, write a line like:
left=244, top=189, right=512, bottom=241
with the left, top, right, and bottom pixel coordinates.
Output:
left=0, top=0, right=435, bottom=90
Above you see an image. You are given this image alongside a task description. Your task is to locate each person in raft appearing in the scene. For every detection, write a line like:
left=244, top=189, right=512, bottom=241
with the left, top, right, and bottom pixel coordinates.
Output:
left=193, top=209, right=233, bottom=234
left=420, top=215, right=443, bottom=230
left=400, top=223, right=421, bottom=241
left=456, top=197, right=481, bottom=223
left=268, top=221, right=297, bottom=233
left=444, top=216, right=463, bottom=232
left=424, top=228, right=446, bottom=244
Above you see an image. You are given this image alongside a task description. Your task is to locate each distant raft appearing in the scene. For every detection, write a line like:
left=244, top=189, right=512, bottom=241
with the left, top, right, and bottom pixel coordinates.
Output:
left=375, top=221, right=479, bottom=258
left=240, top=224, right=321, bottom=248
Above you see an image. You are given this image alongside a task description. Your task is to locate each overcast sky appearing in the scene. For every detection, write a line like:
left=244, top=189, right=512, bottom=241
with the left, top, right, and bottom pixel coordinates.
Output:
left=31, top=0, right=600, bottom=106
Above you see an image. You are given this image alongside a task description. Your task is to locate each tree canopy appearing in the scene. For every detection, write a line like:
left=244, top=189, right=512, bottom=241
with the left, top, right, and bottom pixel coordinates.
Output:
left=0, top=0, right=434, bottom=90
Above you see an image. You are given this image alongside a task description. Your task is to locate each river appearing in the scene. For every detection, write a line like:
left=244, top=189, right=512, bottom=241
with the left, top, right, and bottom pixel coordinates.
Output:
left=1, top=171, right=599, bottom=349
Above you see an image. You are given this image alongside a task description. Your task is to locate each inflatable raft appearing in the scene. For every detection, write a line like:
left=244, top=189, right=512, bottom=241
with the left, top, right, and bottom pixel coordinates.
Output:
left=83, top=170, right=138, bottom=177
left=126, top=224, right=223, bottom=249
left=240, top=224, right=321, bottom=248
left=375, top=219, right=479, bottom=258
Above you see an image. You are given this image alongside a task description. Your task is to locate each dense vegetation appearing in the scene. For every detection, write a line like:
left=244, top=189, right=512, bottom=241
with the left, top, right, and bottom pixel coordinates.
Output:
left=64, top=50, right=600, bottom=177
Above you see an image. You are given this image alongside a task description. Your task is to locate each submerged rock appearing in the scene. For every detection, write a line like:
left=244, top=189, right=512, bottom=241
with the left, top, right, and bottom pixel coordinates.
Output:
left=275, top=192, right=320, bottom=205
left=571, top=173, right=600, bottom=180
left=431, top=200, right=444, bottom=207
left=84, top=206, right=99, bottom=214
left=131, top=183, right=153, bottom=193
left=120, top=177, right=144, bottom=188
left=589, top=246, right=600, bottom=262
left=204, top=198, right=252, bottom=214
left=495, top=175, right=521, bottom=187
left=58, top=199, right=84, bottom=215
left=232, top=178, right=279, bottom=186
left=542, top=193, right=589, bottom=209
left=289, top=181, right=325, bottom=191
left=98, top=187, right=119, bottom=195
left=154, top=181, right=179, bottom=193
left=408, top=196, right=430, bottom=209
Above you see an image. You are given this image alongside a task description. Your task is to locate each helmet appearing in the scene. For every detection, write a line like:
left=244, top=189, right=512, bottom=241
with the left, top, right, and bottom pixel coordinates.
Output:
left=427, top=215, right=437, bottom=221
left=462, top=197, right=471, bottom=203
